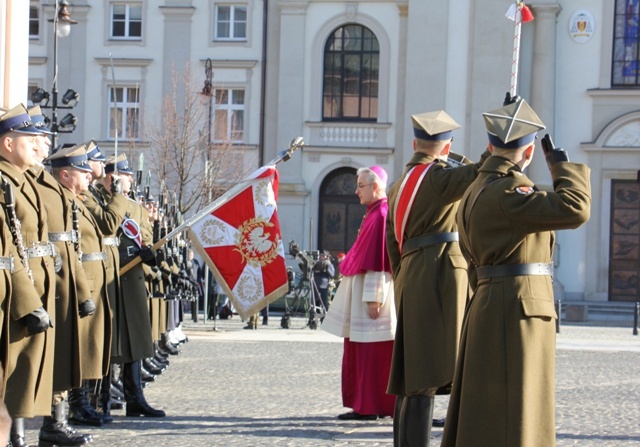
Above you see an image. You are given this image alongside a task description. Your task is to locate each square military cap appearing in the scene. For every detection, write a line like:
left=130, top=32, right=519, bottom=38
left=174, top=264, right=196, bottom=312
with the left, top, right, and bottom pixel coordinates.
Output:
left=411, top=110, right=460, bottom=141
left=85, top=139, right=107, bottom=162
left=45, top=143, right=93, bottom=172
left=0, top=104, right=42, bottom=136
left=483, top=98, right=545, bottom=149
left=28, top=105, right=54, bottom=135
left=105, top=153, right=134, bottom=174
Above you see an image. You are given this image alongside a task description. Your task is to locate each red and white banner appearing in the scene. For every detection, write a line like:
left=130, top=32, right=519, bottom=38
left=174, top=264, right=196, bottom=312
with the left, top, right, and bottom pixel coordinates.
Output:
left=188, top=166, right=288, bottom=320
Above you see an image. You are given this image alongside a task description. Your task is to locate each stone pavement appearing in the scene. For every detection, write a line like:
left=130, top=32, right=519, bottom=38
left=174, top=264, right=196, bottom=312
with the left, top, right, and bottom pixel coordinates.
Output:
left=22, top=314, right=640, bottom=446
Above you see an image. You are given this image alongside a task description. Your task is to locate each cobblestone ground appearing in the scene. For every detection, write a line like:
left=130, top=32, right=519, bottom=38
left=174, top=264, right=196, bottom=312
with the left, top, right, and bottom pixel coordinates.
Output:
left=22, top=315, right=640, bottom=446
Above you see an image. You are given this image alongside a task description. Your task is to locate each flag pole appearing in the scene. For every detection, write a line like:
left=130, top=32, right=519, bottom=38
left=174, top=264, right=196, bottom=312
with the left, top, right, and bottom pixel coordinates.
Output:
left=510, top=2, right=523, bottom=97
left=119, top=137, right=304, bottom=276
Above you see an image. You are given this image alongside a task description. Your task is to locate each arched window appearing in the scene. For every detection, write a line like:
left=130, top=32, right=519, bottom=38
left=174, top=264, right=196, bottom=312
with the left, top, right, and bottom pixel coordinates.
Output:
left=318, top=168, right=367, bottom=253
left=322, top=24, right=379, bottom=121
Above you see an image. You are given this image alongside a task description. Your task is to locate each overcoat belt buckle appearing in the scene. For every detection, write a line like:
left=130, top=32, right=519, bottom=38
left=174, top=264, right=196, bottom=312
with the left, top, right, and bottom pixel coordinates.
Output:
left=127, top=246, right=140, bottom=257
left=82, top=251, right=108, bottom=262
left=48, top=231, right=76, bottom=243
left=102, top=236, right=120, bottom=246
left=27, top=242, right=56, bottom=258
left=0, top=256, right=14, bottom=272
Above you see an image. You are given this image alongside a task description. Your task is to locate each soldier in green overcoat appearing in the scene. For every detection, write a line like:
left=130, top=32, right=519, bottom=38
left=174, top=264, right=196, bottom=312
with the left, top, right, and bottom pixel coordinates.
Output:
left=386, top=111, right=489, bottom=446
left=441, top=98, right=591, bottom=447
left=49, top=143, right=114, bottom=427
left=0, top=105, right=56, bottom=446
left=101, top=155, right=165, bottom=418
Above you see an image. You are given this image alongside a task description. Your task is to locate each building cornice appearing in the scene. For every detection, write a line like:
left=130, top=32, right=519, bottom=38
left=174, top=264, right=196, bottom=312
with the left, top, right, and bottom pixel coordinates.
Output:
left=95, top=58, right=154, bottom=68
left=200, top=59, right=258, bottom=69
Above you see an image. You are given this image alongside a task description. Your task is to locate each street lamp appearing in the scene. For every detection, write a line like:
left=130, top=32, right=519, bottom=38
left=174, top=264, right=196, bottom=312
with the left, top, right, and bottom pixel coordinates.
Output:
left=32, top=0, right=79, bottom=151
left=200, top=58, right=216, bottom=328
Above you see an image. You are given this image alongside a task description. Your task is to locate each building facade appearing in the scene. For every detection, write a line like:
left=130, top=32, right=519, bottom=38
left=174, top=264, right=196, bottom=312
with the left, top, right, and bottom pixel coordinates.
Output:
left=17, top=0, right=640, bottom=304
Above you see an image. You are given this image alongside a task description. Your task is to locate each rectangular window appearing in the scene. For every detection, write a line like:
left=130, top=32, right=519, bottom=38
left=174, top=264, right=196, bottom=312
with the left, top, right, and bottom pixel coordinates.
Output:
left=215, top=5, right=247, bottom=41
left=613, top=0, right=640, bottom=86
left=212, top=88, right=245, bottom=143
left=108, top=86, right=140, bottom=140
left=111, top=3, right=142, bottom=40
left=29, top=6, right=40, bottom=39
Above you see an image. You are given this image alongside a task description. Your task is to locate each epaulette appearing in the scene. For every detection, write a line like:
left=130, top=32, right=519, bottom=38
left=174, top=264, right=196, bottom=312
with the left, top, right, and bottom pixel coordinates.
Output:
left=77, top=193, right=87, bottom=203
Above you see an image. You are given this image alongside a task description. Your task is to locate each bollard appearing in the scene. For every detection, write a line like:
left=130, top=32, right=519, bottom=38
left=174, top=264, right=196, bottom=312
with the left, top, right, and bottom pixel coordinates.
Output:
left=555, top=299, right=561, bottom=334
left=633, top=302, right=639, bottom=336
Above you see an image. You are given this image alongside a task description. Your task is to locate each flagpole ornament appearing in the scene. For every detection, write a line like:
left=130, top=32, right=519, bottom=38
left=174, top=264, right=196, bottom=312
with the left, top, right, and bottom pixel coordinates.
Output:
left=118, top=136, right=304, bottom=277
left=506, top=2, right=534, bottom=97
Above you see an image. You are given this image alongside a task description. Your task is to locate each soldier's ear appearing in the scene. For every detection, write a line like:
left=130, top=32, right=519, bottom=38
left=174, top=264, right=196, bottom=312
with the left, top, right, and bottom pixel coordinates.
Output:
left=524, top=144, right=535, bottom=160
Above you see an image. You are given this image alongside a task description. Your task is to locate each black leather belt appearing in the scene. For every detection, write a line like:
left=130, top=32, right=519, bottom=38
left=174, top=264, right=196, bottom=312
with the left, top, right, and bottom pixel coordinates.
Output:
left=103, top=236, right=119, bottom=246
left=48, top=231, right=76, bottom=243
left=82, top=251, right=108, bottom=262
left=402, top=232, right=459, bottom=254
left=0, top=256, right=14, bottom=272
left=476, top=263, right=553, bottom=279
left=27, top=242, right=56, bottom=258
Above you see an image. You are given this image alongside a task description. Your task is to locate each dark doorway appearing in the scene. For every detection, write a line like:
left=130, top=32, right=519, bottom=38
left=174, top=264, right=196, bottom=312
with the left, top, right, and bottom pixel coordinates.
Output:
left=609, top=179, right=640, bottom=301
left=317, top=167, right=367, bottom=254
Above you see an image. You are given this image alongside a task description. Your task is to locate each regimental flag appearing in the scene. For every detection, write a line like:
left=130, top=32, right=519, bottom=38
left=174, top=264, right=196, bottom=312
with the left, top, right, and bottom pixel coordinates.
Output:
left=188, top=166, right=288, bottom=320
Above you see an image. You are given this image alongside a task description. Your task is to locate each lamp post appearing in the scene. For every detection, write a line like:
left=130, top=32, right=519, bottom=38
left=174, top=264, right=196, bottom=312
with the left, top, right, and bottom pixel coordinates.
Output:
left=200, top=58, right=216, bottom=327
left=32, top=0, right=79, bottom=151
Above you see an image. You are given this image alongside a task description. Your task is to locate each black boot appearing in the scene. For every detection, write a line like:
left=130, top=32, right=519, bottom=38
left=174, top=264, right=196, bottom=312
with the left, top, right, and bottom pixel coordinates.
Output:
left=68, top=381, right=104, bottom=427
left=143, top=357, right=166, bottom=375
left=160, top=333, right=180, bottom=355
left=123, top=360, right=166, bottom=418
left=9, top=418, right=30, bottom=447
left=140, top=363, right=157, bottom=383
left=39, top=400, right=92, bottom=447
left=398, top=395, right=434, bottom=447
left=98, top=374, right=114, bottom=424
left=393, top=396, right=405, bottom=447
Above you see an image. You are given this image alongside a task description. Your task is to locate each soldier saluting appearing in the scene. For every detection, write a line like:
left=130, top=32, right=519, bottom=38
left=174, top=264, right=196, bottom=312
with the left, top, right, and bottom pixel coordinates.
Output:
left=442, top=98, right=591, bottom=447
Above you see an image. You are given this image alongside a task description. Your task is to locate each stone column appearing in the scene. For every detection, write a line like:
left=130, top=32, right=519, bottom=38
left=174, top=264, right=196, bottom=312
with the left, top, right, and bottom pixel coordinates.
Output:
left=528, top=3, right=562, bottom=184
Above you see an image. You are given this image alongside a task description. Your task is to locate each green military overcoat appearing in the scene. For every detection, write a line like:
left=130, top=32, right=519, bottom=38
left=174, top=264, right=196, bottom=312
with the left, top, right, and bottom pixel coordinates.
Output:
left=31, top=166, right=91, bottom=392
left=441, top=157, right=591, bottom=447
left=0, top=160, right=56, bottom=418
left=112, top=196, right=154, bottom=363
left=0, top=211, right=40, bottom=399
left=65, top=188, right=112, bottom=379
left=386, top=152, right=486, bottom=396
left=82, top=183, right=129, bottom=360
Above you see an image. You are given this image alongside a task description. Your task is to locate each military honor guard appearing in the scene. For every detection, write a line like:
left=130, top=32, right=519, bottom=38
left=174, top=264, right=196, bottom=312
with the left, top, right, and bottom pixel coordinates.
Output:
left=441, top=98, right=591, bottom=447
left=47, top=144, right=115, bottom=428
left=385, top=111, right=489, bottom=446
left=0, top=105, right=56, bottom=446
left=99, top=155, right=165, bottom=417
left=28, top=108, right=95, bottom=446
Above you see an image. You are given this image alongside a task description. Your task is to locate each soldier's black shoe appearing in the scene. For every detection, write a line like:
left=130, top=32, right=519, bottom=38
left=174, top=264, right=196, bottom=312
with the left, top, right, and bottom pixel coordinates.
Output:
left=125, top=400, right=166, bottom=418
left=39, top=401, right=92, bottom=447
left=110, top=398, right=124, bottom=410
left=123, top=360, right=166, bottom=418
left=38, top=421, right=91, bottom=447
left=68, top=403, right=104, bottom=427
left=140, top=365, right=156, bottom=383
left=432, top=418, right=446, bottom=427
left=68, top=385, right=104, bottom=427
left=143, top=358, right=166, bottom=375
